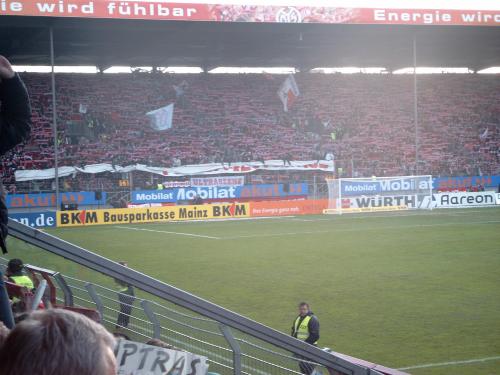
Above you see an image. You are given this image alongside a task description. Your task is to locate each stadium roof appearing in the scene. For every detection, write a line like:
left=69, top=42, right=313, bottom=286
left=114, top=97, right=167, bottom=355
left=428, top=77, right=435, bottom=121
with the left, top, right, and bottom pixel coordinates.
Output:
left=1, top=16, right=500, bottom=71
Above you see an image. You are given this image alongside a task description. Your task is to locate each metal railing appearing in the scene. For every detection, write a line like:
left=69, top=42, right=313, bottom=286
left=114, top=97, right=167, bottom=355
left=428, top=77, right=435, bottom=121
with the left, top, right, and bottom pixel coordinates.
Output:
left=6, top=219, right=406, bottom=375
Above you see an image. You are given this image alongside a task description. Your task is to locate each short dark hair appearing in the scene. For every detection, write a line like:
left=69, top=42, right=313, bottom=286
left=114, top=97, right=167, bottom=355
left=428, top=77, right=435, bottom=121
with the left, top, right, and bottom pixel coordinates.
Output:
left=298, top=302, right=309, bottom=308
left=0, top=309, right=116, bottom=375
left=7, top=258, right=24, bottom=274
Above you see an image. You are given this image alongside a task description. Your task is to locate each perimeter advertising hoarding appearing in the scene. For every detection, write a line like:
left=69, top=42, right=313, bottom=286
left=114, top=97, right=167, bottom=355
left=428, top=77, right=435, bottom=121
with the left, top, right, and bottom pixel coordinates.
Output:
left=6, top=191, right=107, bottom=209
left=250, top=199, right=328, bottom=217
left=8, top=211, right=56, bottom=227
left=341, top=178, right=431, bottom=197
left=0, top=1, right=498, bottom=26
left=433, top=175, right=500, bottom=190
left=434, top=191, right=497, bottom=208
left=131, top=183, right=308, bottom=204
left=56, top=202, right=249, bottom=227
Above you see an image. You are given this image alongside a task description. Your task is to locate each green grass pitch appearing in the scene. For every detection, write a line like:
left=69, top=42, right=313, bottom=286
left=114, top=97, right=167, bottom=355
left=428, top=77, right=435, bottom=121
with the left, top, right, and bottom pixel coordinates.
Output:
left=6, top=207, right=500, bottom=374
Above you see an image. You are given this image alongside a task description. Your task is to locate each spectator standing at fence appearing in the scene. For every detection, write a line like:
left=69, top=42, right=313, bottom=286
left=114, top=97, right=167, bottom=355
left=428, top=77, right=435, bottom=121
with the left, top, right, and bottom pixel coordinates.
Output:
left=5, top=259, right=33, bottom=289
left=115, top=261, right=135, bottom=329
left=0, top=56, right=31, bottom=329
left=292, top=302, right=320, bottom=375
left=0, top=309, right=117, bottom=375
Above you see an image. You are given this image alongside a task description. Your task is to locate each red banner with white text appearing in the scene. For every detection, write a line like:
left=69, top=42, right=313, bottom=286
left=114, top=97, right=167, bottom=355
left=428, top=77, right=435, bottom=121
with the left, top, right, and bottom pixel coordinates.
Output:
left=1, top=1, right=499, bottom=26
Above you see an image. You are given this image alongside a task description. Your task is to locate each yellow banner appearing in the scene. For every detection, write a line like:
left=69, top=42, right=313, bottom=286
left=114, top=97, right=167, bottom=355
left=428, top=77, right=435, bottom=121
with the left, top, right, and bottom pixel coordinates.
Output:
left=56, top=203, right=250, bottom=227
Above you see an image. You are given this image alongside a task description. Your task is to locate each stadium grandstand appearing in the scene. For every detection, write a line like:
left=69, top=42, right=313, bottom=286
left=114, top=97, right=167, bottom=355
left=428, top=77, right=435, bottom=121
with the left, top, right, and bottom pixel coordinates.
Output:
left=0, top=1, right=499, bottom=375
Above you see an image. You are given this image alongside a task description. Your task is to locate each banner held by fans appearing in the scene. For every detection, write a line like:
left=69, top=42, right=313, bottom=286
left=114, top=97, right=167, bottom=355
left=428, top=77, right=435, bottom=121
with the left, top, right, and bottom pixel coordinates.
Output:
left=114, top=339, right=208, bottom=375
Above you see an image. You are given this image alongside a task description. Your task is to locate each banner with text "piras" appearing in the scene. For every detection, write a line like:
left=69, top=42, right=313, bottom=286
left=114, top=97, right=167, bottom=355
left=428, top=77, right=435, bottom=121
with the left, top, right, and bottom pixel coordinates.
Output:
left=115, top=339, right=208, bottom=375
left=56, top=203, right=249, bottom=227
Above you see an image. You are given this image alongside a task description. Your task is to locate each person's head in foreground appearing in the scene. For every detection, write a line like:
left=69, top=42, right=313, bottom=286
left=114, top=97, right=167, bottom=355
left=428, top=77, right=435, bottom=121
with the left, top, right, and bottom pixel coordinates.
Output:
left=0, top=308, right=117, bottom=375
left=298, top=302, right=310, bottom=317
left=6, top=258, right=24, bottom=277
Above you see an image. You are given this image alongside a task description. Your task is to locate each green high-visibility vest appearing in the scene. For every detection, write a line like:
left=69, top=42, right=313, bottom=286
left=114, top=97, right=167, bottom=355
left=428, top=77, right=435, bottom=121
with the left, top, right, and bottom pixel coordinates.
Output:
left=10, top=275, right=34, bottom=289
left=293, top=315, right=317, bottom=344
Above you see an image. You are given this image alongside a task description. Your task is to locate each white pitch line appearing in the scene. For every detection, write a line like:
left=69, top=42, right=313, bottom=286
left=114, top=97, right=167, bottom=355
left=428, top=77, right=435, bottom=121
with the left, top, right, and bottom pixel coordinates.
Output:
left=287, top=209, right=493, bottom=222
left=398, top=355, right=500, bottom=370
left=115, top=226, right=220, bottom=240
left=221, top=220, right=500, bottom=240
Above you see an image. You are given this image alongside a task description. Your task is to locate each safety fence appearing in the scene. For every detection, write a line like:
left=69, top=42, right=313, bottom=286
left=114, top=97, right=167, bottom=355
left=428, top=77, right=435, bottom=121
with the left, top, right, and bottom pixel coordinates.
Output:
left=0, top=254, right=326, bottom=375
left=4, top=219, right=407, bottom=374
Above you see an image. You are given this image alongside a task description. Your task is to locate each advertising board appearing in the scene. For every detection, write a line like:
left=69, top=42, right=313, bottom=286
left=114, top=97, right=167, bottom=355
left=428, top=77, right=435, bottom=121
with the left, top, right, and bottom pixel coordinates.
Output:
left=250, top=200, right=328, bottom=217
left=433, top=175, right=500, bottom=191
left=341, top=195, right=421, bottom=209
left=131, top=183, right=308, bottom=204
left=341, top=178, right=431, bottom=196
left=8, top=211, right=56, bottom=228
left=433, top=191, right=497, bottom=208
left=56, top=203, right=249, bottom=227
left=6, top=191, right=106, bottom=209
left=1, top=1, right=498, bottom=26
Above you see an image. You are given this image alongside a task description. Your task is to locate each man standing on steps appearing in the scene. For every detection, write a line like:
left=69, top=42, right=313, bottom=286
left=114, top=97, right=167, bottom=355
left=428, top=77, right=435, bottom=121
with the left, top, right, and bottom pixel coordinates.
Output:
left=115, top=261, right=135, bottom=330
left=292, top=302, right=320, bottom=375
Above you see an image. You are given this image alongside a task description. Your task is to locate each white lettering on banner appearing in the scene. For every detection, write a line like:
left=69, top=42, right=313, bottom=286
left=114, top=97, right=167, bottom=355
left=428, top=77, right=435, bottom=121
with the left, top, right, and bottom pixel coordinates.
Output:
left=379, top=179, right=430, bottom=191
left=190, top=176, right=245, bottom=187
left=343, top=178, right=431, bottom=194
left=497, top=194, right=500, bottom=205
left=176, top=187, right=237, bottom=201
left=114, top=339, right=208, bottom=375
left=436, top=192, right=497, bottom=208
left=344, top=184, right=378, bottom=193
left=135, top=192, right=174, bottom=202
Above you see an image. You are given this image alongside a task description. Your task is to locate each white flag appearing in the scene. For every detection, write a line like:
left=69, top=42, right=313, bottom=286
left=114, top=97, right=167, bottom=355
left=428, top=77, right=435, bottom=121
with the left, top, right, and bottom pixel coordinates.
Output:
left=146, top=103, right=174, bottom=131
left=479, top=127, right=489, bottom=140
left=78, top=103, right=88, bottom=114
left=277, top=74, right=300, bottom=112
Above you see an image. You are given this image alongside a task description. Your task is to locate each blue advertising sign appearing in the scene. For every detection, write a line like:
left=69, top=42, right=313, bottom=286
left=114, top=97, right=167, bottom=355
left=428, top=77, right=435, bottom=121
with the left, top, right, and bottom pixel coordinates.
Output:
left=6, top=192, right=107, bottom=209
left=433, top=175, right=500, bottom=190
left=132, top=183, right=308, bottom=204
left=341, top=178, right=430, bottom=196
left=8, top=211, right=56, bottom=228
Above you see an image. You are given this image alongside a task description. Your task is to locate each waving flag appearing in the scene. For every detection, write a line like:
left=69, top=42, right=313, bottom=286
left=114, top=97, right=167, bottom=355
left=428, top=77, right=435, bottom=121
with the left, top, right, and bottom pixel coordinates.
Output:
left=146, top=103, right=174, bottom=131
left=479, top=127, right=489, bottom=140
left=277, top=74, right=300, bottom=112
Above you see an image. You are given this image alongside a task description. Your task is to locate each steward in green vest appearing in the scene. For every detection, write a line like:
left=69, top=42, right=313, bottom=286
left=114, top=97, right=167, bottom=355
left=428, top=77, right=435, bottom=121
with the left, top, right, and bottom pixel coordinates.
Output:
left=6, top=258, right=34, bottom=290
left=291, top=302, right=320, bottom=375
left=292, top=302, right=320, bottom=345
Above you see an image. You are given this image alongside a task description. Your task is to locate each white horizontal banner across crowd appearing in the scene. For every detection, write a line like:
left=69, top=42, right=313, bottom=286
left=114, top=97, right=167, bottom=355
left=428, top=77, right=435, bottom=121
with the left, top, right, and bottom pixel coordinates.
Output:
left=14, top=160, right=335, bottom=182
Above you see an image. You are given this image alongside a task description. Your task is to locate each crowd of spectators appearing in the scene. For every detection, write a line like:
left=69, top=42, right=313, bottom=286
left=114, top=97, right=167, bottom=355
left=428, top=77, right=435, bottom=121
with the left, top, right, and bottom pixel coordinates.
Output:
left=1, top=72, right=498, bottom=191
